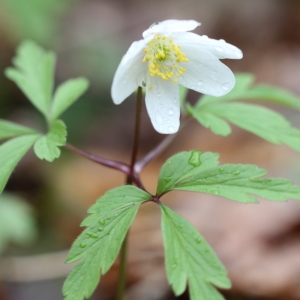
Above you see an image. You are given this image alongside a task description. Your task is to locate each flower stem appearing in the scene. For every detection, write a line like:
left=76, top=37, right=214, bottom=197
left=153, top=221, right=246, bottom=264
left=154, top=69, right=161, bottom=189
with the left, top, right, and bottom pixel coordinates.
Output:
left=65, top=143, right=130, bottom=173
left=128, top=87, right=143, bottom=179
left=117, top=87, right=143, bottom=300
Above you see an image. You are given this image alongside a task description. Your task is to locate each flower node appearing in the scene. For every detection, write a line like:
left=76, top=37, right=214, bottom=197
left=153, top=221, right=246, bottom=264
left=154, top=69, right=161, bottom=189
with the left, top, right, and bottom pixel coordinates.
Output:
left=143, top=34, right=188, bottom=83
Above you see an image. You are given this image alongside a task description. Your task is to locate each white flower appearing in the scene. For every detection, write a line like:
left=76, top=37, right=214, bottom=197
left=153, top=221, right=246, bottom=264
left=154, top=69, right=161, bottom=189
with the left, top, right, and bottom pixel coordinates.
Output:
left=111, top=19, right=243, bottom=134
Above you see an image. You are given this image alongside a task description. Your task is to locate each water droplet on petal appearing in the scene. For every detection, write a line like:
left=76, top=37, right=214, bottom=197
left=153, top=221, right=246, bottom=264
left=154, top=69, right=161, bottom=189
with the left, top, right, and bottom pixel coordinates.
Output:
left=150, top=22, right=159, bottom=28
left=188, top=150, right=202, bottom=167
left=168, top=126, right=175, bottom=133
left=197, top=80, right=203, bottom=86
left=211, top=72, right=218, bottom=81
left=80, top=243, right=86, bottom=248
left=196, top=237, right=201, bottom=244
left=222, top=82, right=231, bottom=91
left=98, top=227, right=104, bottom=232
left=215, top=46, right=224, bottom=52
left=219, top=167, right=225, bottom=173
left=179, top=223, right=184, bottom=229
left=156, top=112, right=163, bottom=124
left=168, top=108, right=174, bottom=115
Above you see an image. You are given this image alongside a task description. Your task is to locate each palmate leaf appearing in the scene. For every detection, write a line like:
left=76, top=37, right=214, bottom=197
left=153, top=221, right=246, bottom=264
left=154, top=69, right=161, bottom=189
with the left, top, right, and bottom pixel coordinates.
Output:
left=157, top=151, right=300, bottom=203
left=5, top=41, right=55, bottom=118
left=188, top=73, right=300, bottom=151
left=0, top=119, right=37, bottom=141
left=161, top=205, right=230, bottom=300
left=34, top=120, right=67, bottom=162
left=63, top=186, right=151, bottom=300
left=5, top=41, right=89, bottom=124
left=0, top=134, right=39, bottom=194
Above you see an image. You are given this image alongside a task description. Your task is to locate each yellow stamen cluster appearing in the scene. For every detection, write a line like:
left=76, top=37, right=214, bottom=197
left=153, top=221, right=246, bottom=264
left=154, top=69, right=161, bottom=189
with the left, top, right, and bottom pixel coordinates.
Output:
left=143, top=34, right=188, bottom=83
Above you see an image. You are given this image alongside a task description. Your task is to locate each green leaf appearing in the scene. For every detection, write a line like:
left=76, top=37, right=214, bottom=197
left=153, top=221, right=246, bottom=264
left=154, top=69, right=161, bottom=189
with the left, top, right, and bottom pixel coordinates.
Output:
left=0, top=119, right=37, bottom=141
left=161, top=205, right=230, bottom=300
left=0, top=134, right=39, bottom=194
left=190, top=102, right=300, bottom=151
left=189, top=73, right=300, bottom=150
left=157, top=151, right=300, bottom=203
left=5, top=40, right=55, bottom=117
left=34, top=120, right=67, bottom=162
left=198, top=73, right=300, bottom=110
left=63, top=186, right=151, bottom=300
left=157, top=151, right=219, bottom=195
left=51, top=78, right=89, bottom=120
left=187, top=103, right=231, bottom=137
left=0, top=193, right=37, bottom=253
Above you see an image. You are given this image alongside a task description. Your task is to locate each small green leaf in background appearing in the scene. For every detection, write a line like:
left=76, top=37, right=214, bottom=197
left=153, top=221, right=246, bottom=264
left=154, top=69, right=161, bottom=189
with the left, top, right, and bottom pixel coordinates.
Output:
left=189, top=102, right=300, bottom=151
left=188, top=73, right=300, bottom=151
left=161, top=205, right=230, bottom=300
left=5, top=41, right=55, bottom=118
left=34, top=120, right=67, bottom=162
left=157, top=151, right=300, bottom=203
left=199, top=73, right=300, bottom=110
left=63, top=186, right=151, bottom=300
left=50, top=78, right=89, bottom=121
left=0, top=119, right=37, bottom=141
left=0, top=193, right=37, bottom=254
left=0, top=134, right=39, bottom=194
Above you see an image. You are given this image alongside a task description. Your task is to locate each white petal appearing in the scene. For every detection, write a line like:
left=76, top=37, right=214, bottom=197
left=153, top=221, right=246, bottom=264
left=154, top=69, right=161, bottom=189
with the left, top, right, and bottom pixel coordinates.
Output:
left=143, top=20, right=201, bottom=38
left=178, top=47, right=236, bottom=96
left=145, top=76, right=180, bottom=134
left=111, top=39, right=148, bottom=104
left=174, top=32, right=243, bottom=59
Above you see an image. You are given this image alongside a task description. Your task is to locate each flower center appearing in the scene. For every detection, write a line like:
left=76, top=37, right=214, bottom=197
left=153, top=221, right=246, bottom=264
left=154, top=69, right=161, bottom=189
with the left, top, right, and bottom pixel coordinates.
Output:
left=143, top=34, right=188, bottom=83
